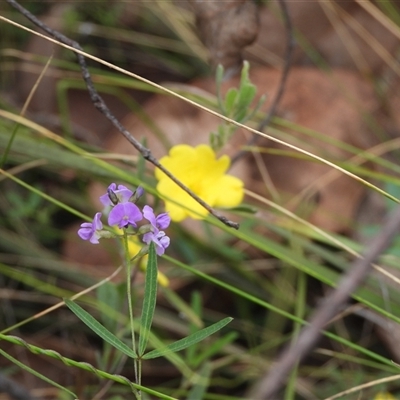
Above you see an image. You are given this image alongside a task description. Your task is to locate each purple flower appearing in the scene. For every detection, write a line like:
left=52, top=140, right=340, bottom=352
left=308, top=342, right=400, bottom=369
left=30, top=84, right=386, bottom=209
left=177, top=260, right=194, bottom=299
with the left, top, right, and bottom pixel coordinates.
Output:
left=143, top=230, right=170, bottom=256
left=78, top=212, right=103, bottom=244
left=143, top=205, right=171, bottom=231
left=142, top=205, right=171, bottom=255
left=100, top=183, right=133, bottom=207
left=108, top=202, right=143, bottom=228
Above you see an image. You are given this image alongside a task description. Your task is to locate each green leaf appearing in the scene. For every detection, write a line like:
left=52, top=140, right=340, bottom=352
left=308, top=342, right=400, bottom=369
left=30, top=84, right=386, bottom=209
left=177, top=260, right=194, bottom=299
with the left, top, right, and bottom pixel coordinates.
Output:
left=224, top=88, right=238, bottom=115
left=142, top=317, right=233, bottom=359
left=239, top=60, right=251, bottom=86
left=64, top=299, right=137, bottom=359
left=235, top=85, right=257, bottom=117
left=215, top=64, right=226, bottom=114
left=138, top=242, right=158, bottom=356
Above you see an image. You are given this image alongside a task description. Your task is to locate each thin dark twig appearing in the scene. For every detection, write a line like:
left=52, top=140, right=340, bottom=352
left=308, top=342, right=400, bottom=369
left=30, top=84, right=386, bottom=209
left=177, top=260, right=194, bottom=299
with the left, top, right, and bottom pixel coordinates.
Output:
left=251, top=203, right=400, bottom=399
left=231, top=0, right=294, bottom=165
left=6, top=0, right=239, bottom=229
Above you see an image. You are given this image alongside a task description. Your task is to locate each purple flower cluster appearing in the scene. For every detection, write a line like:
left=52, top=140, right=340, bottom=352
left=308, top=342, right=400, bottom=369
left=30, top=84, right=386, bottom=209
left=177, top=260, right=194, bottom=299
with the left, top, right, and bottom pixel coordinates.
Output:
left=78, top=183, right=171, bottom=256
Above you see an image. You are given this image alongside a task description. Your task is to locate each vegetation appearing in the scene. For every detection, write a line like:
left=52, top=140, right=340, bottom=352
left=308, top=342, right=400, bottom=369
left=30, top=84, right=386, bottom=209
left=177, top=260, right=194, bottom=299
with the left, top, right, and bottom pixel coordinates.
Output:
left=1, top=1, right=400, bottom=399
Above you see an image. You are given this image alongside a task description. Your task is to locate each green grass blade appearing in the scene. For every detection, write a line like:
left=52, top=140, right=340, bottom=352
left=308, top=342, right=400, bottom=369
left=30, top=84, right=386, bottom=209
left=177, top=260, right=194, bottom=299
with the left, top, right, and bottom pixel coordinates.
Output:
left=191, top=331, right=238, bottom=368
left=187, top=362, right=211, bottom=400
left=0, top=334, right=177, bottom=399
left=164, top=256, right=398, bottom=370
left=139, top=242, right=158, bottom=356
left=0, top=347, right=77, bottom=398
left=64, top=299, right=137, bottom=359
left=143, top=317, right=233, bottom=360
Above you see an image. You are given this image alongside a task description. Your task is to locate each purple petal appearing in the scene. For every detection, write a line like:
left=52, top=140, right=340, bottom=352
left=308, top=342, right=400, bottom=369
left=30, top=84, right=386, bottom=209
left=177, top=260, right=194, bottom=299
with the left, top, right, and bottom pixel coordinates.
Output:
left=115, top=185, right=133, bottom=203
left=108, top=204, right=125, bottom=227
left=89, top=231, right=101, bottom=244
left=142, top=231, right=154, bottom=245
left=143, top=205, right=157, bottom=228
left=100, top=183, right=133, bottom=206
left=78, top=223, right=94, bottom=241
left=143, top=205, right=171, bottom=231
left=156, top=213, right=170, bottom=230
left=77, top=212, right=103, bottom=244
left=100, top=183, right=117, bottom=206
left=142, top=230, right=170, bottom=256
left=93, top=212, right=103, bottom=230
left=100, top=193, right=112, bottom=207
left=154, top=231, right=170, bottom=256
left=108, top=202, right=143, bottom=228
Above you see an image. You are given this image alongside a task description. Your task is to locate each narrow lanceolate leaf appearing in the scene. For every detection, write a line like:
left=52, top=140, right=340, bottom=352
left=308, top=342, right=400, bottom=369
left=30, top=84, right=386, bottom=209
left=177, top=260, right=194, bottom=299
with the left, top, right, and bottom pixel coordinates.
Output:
left=138, top=241, right=158, bottom=356
left=64, top=299, right=137, bottom=359
left=142, top=317, right=233, bottom=360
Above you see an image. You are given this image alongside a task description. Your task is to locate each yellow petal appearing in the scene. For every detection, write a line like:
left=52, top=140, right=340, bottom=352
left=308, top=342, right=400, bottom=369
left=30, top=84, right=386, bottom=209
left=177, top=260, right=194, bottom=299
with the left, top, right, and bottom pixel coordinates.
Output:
left=157, top=271, right=170, bottom=287
left=160, top=181, right=208, bottom=221
left=155, top=144, right=244, bottom=221
left=213, top=175, right=244, bottom=207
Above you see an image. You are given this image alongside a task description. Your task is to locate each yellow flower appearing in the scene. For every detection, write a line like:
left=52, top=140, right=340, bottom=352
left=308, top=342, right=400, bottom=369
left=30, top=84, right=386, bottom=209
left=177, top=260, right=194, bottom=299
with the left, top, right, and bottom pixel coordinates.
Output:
left=373, top=392, right=396, bottom=400
left=155, top=144, right=244, bottom=222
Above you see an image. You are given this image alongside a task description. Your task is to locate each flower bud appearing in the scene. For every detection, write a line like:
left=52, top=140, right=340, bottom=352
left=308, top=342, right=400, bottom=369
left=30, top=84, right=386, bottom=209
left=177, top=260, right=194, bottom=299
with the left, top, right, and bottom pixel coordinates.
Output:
left=138, top=224, right=152, bottom=235
left=130, top=186, right=144, bottom=203
left=107, top=188, right=119, bottom=205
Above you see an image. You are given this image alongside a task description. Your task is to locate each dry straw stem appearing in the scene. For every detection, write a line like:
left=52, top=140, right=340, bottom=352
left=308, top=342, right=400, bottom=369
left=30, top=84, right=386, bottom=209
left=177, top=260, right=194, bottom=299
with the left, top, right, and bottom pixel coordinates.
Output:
left=320, top=0, right=400, bottom=77
left=0, top=49, right=53, bottom=168
left=257, top=0, right=294, bottom=134
left=0, top=265, right=123, bottom=335
left=246, top=188, right=400, bottom=288
left=251, top=203, right=400, bottom=399
left=286, top=137, right=400, bottom=215
left=0, top=7, right=398, bottom=208
left=150, top=0, right=208, bottom=61
left=324, top=373, right=400, bottom=400
left=355, top=0, right=400, bottom=41
left=319, top=0, right=371, bottom=73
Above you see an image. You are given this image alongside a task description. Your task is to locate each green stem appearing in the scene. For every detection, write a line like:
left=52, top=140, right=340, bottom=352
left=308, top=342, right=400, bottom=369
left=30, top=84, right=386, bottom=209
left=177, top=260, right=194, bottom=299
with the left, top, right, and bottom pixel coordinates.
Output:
left=123, top=231, right=141, bottom=399
left=138, top=359, right=142, bottom=388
